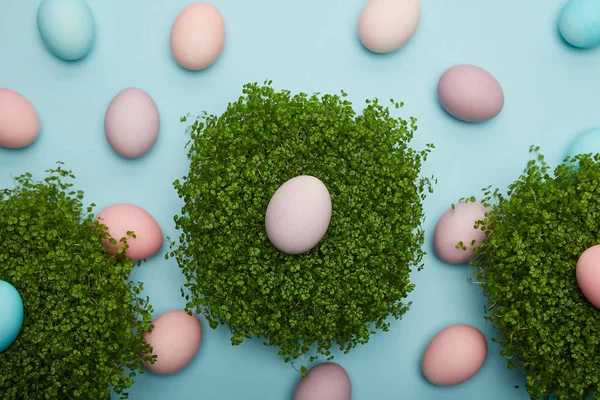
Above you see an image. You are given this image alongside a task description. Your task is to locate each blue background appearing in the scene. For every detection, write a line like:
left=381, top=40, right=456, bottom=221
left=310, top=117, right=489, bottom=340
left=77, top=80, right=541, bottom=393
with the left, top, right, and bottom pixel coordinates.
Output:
left=1, top=0, right=598, bottom=399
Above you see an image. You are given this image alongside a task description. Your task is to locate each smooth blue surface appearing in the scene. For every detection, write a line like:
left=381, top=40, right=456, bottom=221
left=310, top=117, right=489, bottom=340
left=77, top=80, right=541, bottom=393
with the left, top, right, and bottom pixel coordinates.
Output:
left=565, top=127, right=600, bottom=163
left=558, top=0, right=600, bottom=49
left=37, top=0, right=95, bottom=61
left=0, top=0, right=598, bottom=399
left=0, top=280, right=24, bottom=353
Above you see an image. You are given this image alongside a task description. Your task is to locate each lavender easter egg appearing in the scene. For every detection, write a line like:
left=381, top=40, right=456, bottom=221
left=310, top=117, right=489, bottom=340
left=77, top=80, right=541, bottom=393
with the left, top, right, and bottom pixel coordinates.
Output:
left=104, top=88, right=160, bottom=158
left=437, top=64, right=504, bottom=123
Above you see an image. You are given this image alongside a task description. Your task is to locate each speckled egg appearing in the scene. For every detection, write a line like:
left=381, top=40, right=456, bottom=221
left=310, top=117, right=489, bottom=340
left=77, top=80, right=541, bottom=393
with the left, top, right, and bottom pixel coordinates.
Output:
left=576, top=245, right=600, bottom=309
left=265, top=175, right=332, bottom=255
left=293, top=362, right=351, bottom=400
left=437, top=64, right=504, bottom=123
left=143, top=310, right=202, bottom=375
left=0, top=89, right=40, bottom=149
left=558, top=0, right=600, bottom=49
left=104, top=88, right=160, bottom=159
left=422, top=324, right=488, bottom=386
left=96, top=203, right=163, bottom=260
left=170, top=2, right=226, bottom=70
left=0, top=280, right=23, bottom=353
left=37, top=0, right=95, bottom=61
left=433, top=201, right=489, bottom=264
left=358, top=0, right=421, bottom=53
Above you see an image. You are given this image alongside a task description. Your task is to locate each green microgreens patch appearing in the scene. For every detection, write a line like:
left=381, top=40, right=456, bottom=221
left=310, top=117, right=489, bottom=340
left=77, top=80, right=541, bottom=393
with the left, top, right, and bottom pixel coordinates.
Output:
left=0, top=163, right=154, bottom=399
left=168, top=80, right=434, bottom=374
left=470, top=146, right=600, bottom=400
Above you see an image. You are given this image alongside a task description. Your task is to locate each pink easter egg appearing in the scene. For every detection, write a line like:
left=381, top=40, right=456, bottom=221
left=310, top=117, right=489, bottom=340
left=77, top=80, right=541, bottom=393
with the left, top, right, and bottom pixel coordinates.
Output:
left=422, top=324, right=488, bottom=386
left=437, top=64, right=504, bottom=123
left=104, top=87, right=160, bottom=158
left=293, top=362, right=352, bottom=400
left=143, top=310, right=202, bottom=375
left=170, top=2, right=225, bottom=71
left=0, top=88, right=40, bottom=148
left=433, top=201, right=489, bottom=264
left=96, top=203, right=163, bottom=260
left=576, top=244, right=600, bottom=308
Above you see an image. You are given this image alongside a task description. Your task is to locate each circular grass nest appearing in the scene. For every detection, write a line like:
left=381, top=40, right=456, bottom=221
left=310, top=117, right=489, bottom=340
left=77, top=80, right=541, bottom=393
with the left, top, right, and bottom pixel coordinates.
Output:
left=168, top=81, right=434, bottom=372
left=0, top=164, right=154, bottom=399
left=471, top=147, right=600, bottom=399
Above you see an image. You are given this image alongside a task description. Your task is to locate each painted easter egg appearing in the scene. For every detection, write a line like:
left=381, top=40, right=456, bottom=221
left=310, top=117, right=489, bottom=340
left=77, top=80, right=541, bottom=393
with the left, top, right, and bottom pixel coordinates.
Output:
left=293, top=362, right=351, bottom=400
left=96, top=203, right=163, bottom=260
left=437, top=64, right=504, bottom=123
left=358, top=0, right=421, bottom=53
left=576, top=244, right=600, bottom=309
left=170, top=2, right=226, bottom=70
left=0, top=89, right=40, bottom=148
left=433, top=201, right=489, bottom=264
left=37, top=0, right=96, bottom=61
left=143, top=310, right=202, bottom=375
left=104, top=88, right=160, bottom=158
left=265, top=175, right=332, bottom=255
left=422, top=324, right=488, bottom=386
left=565, top=127, right=600, bottom=162
left=0, top=280, right=24, bottom=353
left=558, top=0, right=600, bottom=49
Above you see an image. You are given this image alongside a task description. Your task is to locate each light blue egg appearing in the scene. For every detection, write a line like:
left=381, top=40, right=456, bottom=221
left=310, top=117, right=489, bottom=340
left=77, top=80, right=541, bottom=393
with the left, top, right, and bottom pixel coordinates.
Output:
left=0, top=280, right=24, bottom=352
left=564, top=127, right=600, bottom=164
left=558, top=0, right=600, bottom=49
left=37, top=0, right=96, bottom=61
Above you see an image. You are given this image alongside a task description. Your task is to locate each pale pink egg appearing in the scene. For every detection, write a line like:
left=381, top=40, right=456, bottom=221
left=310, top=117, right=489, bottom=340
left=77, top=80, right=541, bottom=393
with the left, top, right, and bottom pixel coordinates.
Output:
left=265, top=175, right=332, bottom=255
left=437, top=64, right=504, bottom=123
left=104, top=87, right=160, bottom=159
left=358, top=0, right=421, bottom=53
left=96, top=203, right=163, bottom=260
left=433, top=201, right=489, bottom=264
left=422, top=324, right=487, bottom=386
left=576, top=244, right=600, bottom=309
left=0, top=88, right=40, bottom=148
left=143, top=310, right=202, bottom=375
left=293, top=362, right=351, bottom=400
left=170, top=2, right=225, bottom=71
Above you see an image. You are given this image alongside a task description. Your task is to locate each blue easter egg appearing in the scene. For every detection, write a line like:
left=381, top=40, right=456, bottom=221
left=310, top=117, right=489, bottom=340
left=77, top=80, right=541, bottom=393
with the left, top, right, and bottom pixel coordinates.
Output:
left=558, top=0, right=600, bottom=49
left=565, top=127, right=600, bottom=162
left=0, top=280, right=24, bottom=352
left=37, top=0, right=96, bottom=61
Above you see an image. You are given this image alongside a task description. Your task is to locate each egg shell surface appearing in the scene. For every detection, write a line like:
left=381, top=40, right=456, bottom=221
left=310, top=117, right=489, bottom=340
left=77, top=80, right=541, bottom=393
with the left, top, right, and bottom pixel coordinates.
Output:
left=565, top=127, right=600, bottom=161
left=0, top=89, right=40, bottom=148
left=358, top=0, right=421, bottom=53
left=37, top=0, right=95, bottom=61
left=96, top=203, right=163, bottom=260
left=104, top=87, right=160, bottom=159
left=433, top=201, right=488, bottom=264
left=293, top=362, right=351, bottom=400
left=437, top=64, right=504, bottom=123
left=576, top=245, right=600, bottom=309
left=421, top=324, right=487, bottom=386
left=0, top=280, right=24, bottom=353
left=143, top=310, right=202, bottom=375
left=265, top=175, right=332, bottom=255
left=558, top=0, right=600, bottom=49
left=170, top=2, right=226, bottom=70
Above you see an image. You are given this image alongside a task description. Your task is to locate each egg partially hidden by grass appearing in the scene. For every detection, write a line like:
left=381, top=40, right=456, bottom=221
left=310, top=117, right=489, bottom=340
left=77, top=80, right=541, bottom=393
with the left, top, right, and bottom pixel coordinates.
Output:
left=143, top=310, right=203, bottom=375
left=96, top=203, right=163, bottom=260
left=576, top=244, right=600, bottom=309
left=265, top=175, right=332, bottom=255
